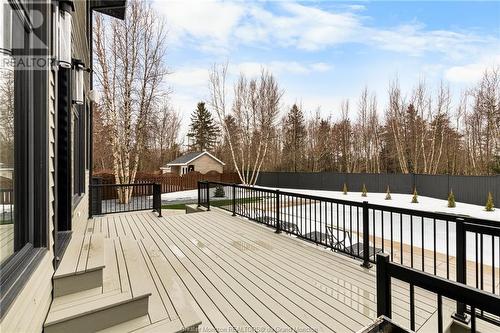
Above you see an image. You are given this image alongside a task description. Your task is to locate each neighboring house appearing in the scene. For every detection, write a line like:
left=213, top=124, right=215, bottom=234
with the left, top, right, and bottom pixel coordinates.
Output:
left=0, top=1, right=126, bottom=332
left=161, top=151, right=226, bottom=175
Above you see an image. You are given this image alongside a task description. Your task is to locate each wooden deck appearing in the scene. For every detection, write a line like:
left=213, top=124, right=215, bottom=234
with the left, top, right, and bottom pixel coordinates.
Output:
left=0, top=223, right=14, bottom=264
left=78, top=208, right=472, bottom=333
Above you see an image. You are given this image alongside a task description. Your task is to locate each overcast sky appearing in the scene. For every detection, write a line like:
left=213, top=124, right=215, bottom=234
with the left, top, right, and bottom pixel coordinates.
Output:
left=152, top=0, right=500, bottom=141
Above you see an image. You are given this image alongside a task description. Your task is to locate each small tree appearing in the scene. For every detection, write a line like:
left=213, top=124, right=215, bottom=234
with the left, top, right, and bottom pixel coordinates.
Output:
left=361, top=184, right=368, bottom=197
left=214, top=185, right=225, bottom=198
left=448, top=190, right=456, bottom=208
left=187, top=102, right=219, bottom=152
left=411, top=188, right=418, bottom=203
left=343, top=183, right=348, bottom=195
left=385, top=185, right=391, bottom=200
left=485, top=192, right=495, bottom=211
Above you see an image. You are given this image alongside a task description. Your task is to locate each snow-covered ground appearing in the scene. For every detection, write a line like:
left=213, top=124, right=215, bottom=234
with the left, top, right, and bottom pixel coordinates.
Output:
left=258, top=187, right=499, bottom=221
left=161, top=189, right=198, bottom=202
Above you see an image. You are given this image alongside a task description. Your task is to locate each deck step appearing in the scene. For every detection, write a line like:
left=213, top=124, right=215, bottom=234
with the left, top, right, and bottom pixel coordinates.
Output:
left=53, top=233, right=105, bottom=297
left=43, top=291, right=150, bottom=333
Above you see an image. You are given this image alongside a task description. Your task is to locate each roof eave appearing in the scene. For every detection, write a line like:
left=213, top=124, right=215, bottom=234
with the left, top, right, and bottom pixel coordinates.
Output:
left=91, top=0, right=127, bottom=20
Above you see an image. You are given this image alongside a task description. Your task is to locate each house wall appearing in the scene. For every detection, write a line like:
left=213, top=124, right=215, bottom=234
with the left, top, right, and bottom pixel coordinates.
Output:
left=0, top=0, right=90, bottom=331
left=191, top=155, right=224, bottom=174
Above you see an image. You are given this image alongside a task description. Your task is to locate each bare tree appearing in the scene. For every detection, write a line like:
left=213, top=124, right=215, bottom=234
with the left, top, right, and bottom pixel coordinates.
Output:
left=209, top=64, right=283, bottom=185
left=94, top=0, right=168, bottom=202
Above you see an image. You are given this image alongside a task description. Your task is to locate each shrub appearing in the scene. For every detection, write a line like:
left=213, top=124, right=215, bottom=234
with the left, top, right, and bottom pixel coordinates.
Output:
left=385, top=185, right=391, bottom=200
left=485, top=192, right=495, bottom=211
left=411, top=188, right=418, bottom=203
left=343, top=183, right=348, bottom=195
left=214, top=185, right=225, bottom=198
left=361, top=184, right=367, bottom=197
left=448, top=190, right=456, bottom=208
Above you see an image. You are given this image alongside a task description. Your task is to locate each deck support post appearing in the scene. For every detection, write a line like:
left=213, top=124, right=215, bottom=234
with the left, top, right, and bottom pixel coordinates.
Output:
left=376, top=253, right=392, bottom=318
left=452, top=218, right=469, bottom=324
left=197, top=182, right=201, bottom=207
left=361, top=201, right=372, bottom=268
left=153, top=183, right=162, bottom=217
left=232, top=184, right=236, bottom=216
left=275, top=190, right=281, bottom=234
left=206, top=182, right=210, bottom=211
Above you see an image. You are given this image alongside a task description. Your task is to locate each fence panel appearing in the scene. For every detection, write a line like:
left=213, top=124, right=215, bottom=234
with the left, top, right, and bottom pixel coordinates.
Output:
left=256, top=172, right=499, bottom=207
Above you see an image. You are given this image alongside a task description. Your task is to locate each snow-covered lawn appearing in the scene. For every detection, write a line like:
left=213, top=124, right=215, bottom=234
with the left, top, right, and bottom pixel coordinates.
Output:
left=258, top=187, right=499, bottom=221
left=161, top=189, right=198, bottom=202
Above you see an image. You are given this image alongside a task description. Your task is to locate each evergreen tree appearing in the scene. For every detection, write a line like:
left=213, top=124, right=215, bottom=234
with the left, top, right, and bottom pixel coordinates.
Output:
left=282, top=104, right=307, bottom=171
left=214, top=185, right=225, bottom=198
left=385, top=185, right=391, bottom=200
left=485, top=192, right=495, bottom=211
left=448, top=190, right=456, bottom=208
left=412, top=188, right=419, bottom=203
left=187, top=102, right=219, bottom=151
left=361, top=184, right=368, bottom=197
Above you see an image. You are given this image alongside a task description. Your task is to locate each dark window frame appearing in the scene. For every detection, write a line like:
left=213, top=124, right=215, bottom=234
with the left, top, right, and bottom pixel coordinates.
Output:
left=0, top=0, right=50, bottom=319
left=72, top=101, right=86, bottom=199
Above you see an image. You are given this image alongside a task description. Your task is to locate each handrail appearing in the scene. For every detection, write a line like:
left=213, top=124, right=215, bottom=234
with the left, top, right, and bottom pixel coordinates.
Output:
left=203, top=181, right=499, bottom=225
left=90, top=182, right=162, bottom=217
left=198, top=180, right=500, bottom=327
left=377, top=253, right=500, bottom=332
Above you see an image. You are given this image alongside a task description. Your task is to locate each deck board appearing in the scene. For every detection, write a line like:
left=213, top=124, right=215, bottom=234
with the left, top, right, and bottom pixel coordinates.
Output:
left=83, top=209, right=500, bottom=332
left=91, top=210, right=438, bottom=332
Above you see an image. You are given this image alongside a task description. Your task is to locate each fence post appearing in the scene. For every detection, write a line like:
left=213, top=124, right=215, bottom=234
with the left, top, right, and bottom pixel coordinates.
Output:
left=232, top=184, right=236, bottom=216
left=453, top=218, right=469, bottom=323
left=275, top=189, right=281, bottom=234
left=153, top=183, right=162, bottom=217
left=206, top=182, right=210, bottom=211
left=197, top=181, right=201, bottom=207
left=376, top=253, right=392, bottom=318
left=361, top=201, right=372, bottom=268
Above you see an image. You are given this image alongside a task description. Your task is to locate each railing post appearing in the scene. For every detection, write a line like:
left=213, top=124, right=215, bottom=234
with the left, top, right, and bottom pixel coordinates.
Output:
left=376, top=253, right=392, bottom=318
left=153, top=183, right=162, bottom=217
left=275, top=189, right=281, bottom=234
left=197, top=181, right=201, bottom=207
left=206, top=181, right=210, bottom=211
left=453, top=218, right=469, bottom=323
left=232, top=183, right=236, bottom=216
left=361, top=201, right=372, bottom=268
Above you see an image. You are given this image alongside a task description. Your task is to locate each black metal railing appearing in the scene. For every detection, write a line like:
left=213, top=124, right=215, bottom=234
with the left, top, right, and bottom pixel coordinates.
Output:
left=90, top=183, right=162, bottom=217
left=198, top=181, right=500, bottom=323
left=376, top=253, right=500, bottom=333
left=0, top=189, right=13, bottom=225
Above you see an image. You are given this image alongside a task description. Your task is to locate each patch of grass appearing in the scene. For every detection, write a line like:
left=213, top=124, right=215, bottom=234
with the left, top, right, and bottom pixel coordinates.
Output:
left=161, top=197, right=262, bottom=210
left=161, top=203, right=187, bottom=210
left=0, top=219, right=13, bottom=225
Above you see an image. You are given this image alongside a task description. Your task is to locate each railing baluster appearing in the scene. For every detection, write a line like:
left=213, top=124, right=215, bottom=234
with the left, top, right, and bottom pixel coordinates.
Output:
left=361, top=201, right=371, bottom=268
left=410, top=283, right=415, bottom=331
left=437, top=294, right=443, bottom=333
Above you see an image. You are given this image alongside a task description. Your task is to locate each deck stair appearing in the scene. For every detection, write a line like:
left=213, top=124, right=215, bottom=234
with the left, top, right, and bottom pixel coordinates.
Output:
left=44, top=213, right=201, bottom=333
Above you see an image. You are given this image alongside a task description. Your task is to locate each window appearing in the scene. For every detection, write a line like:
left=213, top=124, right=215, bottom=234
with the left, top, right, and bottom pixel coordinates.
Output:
left=0, top=0, right=49, bottom=317
left=73, top=103, right=86, bottom=197
left=0, top=42, right=15, bottom=266
left=0, top=2, right=34, bottom=265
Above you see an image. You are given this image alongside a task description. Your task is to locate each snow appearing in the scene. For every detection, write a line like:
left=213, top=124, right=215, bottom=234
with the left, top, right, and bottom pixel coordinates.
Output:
left=161, top=189, right=199, bottom=202
left=257, top=187, right=500, bottom=221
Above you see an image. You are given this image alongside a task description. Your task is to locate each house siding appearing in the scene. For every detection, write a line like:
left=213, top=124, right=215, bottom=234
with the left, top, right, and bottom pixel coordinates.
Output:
left=191, top=154, right=224, bottom=174
left=0, top=0, right=90, bottom=330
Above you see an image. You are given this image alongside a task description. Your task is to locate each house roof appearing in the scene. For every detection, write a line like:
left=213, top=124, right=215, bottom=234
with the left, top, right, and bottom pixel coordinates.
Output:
left=91, top=0, right=128, bottom=20
left=162, top=151, right=226, bottom=167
